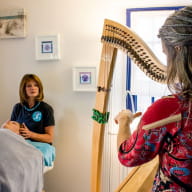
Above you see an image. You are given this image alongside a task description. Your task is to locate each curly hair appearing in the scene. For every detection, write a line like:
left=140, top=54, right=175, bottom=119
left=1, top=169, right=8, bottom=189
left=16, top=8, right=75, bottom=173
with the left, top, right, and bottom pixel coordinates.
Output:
left=158, top=6, right=192, bottom=98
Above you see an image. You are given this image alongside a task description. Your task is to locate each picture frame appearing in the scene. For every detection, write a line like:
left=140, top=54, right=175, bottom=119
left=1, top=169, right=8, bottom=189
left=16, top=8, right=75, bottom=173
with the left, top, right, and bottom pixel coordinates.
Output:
left=35, top=34, right=60, bottom=60
left=73, top=67, right=97, bottom=92
left=0, top=8, right=27, bottom=39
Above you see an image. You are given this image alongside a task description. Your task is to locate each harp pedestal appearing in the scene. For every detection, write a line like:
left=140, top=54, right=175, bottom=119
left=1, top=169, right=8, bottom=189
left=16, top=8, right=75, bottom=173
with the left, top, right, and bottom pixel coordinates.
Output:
left=115, top=156, right=159, bottom=192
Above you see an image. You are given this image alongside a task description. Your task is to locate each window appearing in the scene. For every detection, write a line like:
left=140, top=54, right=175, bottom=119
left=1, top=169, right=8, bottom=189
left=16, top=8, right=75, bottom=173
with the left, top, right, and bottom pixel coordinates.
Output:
left=126, top=6, right=184, bottom=114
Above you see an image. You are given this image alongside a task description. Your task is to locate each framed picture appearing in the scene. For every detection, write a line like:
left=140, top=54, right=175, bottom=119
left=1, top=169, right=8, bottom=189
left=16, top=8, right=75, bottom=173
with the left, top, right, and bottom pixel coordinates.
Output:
left=73, top=67, right=97, bottom=92
left=0, top=8, right=27, bottom=39
left=35, top=34, right=60, bottom=60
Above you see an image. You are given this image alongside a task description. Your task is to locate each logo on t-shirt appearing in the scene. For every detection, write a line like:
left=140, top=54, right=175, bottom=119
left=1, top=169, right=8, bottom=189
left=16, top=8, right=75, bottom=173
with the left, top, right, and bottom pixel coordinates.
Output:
left=32, top=111, right=42, bottom=122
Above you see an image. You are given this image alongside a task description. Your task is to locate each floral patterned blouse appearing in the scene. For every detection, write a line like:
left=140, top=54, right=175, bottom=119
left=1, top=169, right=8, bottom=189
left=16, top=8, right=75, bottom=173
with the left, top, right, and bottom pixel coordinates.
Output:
left=118, top=94, right=192, bottom=192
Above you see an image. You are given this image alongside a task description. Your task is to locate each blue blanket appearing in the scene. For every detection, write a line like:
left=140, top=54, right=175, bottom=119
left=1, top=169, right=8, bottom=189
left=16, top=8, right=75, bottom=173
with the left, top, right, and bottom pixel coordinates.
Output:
left=0, top=129, right=43, bottom=192
left=26, top=140, right=56, bottom=166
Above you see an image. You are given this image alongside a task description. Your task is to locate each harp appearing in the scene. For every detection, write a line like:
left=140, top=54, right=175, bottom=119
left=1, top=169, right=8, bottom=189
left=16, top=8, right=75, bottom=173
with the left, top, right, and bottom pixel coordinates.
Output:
left=91, top=19, right=180, bottom=192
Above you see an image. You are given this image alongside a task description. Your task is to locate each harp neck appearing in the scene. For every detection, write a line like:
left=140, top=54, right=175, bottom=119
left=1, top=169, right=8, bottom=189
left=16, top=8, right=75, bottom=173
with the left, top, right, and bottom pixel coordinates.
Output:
left=101, top=19, right=167, bottom=83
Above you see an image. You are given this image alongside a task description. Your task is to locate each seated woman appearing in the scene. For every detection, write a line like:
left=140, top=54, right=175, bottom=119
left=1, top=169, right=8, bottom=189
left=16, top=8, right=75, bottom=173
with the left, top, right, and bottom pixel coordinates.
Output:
left=0, top=121, right=43, bottom=192
left=10, top=74, right=56, bottom=171
left=10, top=74, right=55, bottom=144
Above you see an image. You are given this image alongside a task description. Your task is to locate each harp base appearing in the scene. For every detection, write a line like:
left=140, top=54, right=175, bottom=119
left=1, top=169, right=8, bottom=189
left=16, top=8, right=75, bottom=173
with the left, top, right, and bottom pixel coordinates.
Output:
left=115, top=156, right=159, bottom=192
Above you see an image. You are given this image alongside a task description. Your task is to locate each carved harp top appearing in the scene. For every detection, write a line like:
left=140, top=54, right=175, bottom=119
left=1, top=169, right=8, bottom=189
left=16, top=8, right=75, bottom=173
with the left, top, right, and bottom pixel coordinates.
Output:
left=101, top=19, right=167, bottom=83
left=91, top=19, right=167, bottom=192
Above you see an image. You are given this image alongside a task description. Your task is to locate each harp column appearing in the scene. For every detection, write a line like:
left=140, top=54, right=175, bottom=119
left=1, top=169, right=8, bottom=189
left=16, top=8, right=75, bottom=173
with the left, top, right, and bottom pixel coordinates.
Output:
left=91, top=43, right=117, bottom=192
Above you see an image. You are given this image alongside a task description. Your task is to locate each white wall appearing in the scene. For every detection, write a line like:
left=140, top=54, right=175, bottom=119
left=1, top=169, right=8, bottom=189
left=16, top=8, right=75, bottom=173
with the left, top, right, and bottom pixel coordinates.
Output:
left=0, top=0, right=191, bottom=192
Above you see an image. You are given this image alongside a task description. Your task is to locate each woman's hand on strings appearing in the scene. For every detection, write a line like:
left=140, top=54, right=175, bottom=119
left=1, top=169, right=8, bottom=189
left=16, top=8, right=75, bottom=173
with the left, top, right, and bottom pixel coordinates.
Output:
left=115, top=110, right=142, bottom=150
left=114, top=109, right=142, bottom=125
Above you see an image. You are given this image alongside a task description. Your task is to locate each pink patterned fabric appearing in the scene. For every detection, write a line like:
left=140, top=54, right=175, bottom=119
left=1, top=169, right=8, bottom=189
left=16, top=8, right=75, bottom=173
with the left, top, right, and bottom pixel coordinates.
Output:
left=118, top=94, right=192, bottom=192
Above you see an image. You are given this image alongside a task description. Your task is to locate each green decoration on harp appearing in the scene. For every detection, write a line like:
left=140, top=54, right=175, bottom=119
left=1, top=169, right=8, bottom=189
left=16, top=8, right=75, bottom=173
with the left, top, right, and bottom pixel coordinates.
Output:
left=92, top=109, right=110, bottom=124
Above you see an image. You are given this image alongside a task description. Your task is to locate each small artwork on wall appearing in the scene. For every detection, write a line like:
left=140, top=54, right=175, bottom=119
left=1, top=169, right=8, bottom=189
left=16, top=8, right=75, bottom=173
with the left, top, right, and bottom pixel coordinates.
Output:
left=73, top=67, right=97, bottom=92
left=79, top=72, right=92, bottom=84
left=41, top=41, right=53, bottom=53
left=0, top=8, right=27, bottom=39
left=35, top=34, right=61, bottom=61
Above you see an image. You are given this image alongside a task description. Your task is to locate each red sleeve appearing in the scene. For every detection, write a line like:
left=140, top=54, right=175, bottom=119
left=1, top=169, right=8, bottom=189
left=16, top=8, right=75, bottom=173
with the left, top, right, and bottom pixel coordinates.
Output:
left=118, top=96, right=181, bottom=167
left=142, top=95, right=181, bottom=125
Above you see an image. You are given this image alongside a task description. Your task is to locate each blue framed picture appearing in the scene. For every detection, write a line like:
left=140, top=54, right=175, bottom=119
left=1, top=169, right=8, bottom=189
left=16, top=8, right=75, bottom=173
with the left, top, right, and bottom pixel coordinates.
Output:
left=73, top=67, right=97, bottom=91
left=80, top=72, right=92, bottom=84
left=35, top=34, right=60, bottom=60
left=41, top=41, right=53, bottom=53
